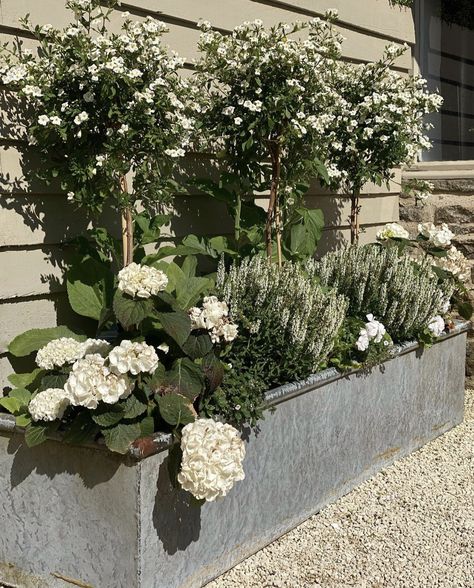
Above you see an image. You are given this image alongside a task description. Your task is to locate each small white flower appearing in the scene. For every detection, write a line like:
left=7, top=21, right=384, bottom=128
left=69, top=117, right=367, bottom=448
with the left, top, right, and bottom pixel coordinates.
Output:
left=23, top=85, right=42, bottom=97
left=118, top=124, right=129, bottom=135
left=178, top=419, right=246, bottom=501
left=234, top=117, right=243, bottom=126
left=128, top=68, right=143, bottom=79
left=74, top=111, right=89, bottom=125
left=67, top=191, right=75, bottom=201
left=38, top=115, right=50, bottom=126
left=50, top=116, right=62, bottom=126
left=29, top=388, right=70, bottom=422
left=365, top=314, right=386, bottom=343
left=222, top=106, right=235, bottom=116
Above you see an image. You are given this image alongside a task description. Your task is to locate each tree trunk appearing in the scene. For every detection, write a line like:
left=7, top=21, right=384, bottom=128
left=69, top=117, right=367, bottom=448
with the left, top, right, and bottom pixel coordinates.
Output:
left=120, top=175, right=134, bottom=267
left=266, top=142, right=282, bottom=265
left=350, top=185, right=361, bottom=245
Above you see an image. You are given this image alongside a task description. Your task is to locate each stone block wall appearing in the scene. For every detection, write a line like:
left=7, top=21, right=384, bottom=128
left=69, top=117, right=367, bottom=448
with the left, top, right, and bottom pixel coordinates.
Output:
left=400, top=176, right=474, bottom=386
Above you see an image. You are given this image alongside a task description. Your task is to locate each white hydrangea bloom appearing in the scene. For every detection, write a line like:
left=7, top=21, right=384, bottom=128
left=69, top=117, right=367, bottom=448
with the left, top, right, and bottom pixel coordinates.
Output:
left=108, top=340, right=159, bottom=375
left=36, top=337, right=85, bottom=370
left=189, top=296, right=238, bottom=344
left=427, top=315, right=445, bottom=338
left=365, top=314, right=386, bottom=343
left=355, top=314, right=387, bottom=351
left=118, top=262, right=168, bottom=298
left=432, top=245, right=471, bottom=283
left=177, top=419, right=246, bottom=502
left=81, top=338, right=112, bottom=357
left=418, top=222, right=454, bottom=248
left=64, top=354, right=133, bottom=409
left=28, top=388, right=71, bottom=422
left=376, top=222, right=409, bottom=241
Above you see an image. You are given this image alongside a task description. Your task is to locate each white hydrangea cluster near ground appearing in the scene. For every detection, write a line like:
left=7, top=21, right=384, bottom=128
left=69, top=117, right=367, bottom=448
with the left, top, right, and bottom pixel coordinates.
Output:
left=36, top=337, right=110, bottom=369
left=376, top=222, right=409, bottom=241
left=108, top=340, right=159, bottom=375
left=118, top=262, right=168, bottom=298
left=177, top=418, right=246, bottom=501
left=427, top=315, right=445, bottom=337
left=189, top=296, right=238, bottom=344
left=64, top=354, right=133, bottom=409
left=356, top=314, right=387, bottom=351
left=28, top=388, right=71, bottom=422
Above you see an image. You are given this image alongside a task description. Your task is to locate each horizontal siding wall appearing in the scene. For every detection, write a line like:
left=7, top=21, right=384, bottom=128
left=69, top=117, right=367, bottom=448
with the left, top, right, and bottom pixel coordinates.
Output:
left=0, top=0, right=412, bottom=387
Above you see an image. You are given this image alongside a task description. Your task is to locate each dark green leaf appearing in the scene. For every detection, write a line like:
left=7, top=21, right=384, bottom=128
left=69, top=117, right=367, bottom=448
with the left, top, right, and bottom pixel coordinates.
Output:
left=139, top=416, right=155, bottom=437
left=91, top=405, right=125, bottom=427
left=101, top=423, right=142, bottom=454
left=156, top=311, right=191, bottom=346
left=67, top=256, right=114, bottom=320
left=164, top=358, right=204, bottom=401
left=181, top=331, right=213, bottom=359
left=175, top=277, right=212, bottom=310
left=157, top=393, right=196, bottom=426
left=202, top=352, right=224, bottom=392
left=63, top=411, right=99, bottom=445
left=39, top=374, right=69, bottom=391
left=121, top=392, right=148, bottom=420
left=113, top=289, right=154, bottom=329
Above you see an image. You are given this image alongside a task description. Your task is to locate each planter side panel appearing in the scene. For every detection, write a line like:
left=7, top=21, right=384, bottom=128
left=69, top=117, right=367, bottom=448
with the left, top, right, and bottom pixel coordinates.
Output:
left=138, top=333, right=466, bottom=588
left=0, top=437, right=139, bottom=588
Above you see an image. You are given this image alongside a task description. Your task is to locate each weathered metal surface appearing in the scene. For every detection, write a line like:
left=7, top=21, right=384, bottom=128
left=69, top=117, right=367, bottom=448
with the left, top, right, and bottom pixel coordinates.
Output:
left=0, top=327, right=468, bottom=588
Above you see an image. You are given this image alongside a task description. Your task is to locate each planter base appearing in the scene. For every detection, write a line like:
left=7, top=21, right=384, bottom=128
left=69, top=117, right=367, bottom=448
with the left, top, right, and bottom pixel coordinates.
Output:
left=0, top=327, right=468, bottom=588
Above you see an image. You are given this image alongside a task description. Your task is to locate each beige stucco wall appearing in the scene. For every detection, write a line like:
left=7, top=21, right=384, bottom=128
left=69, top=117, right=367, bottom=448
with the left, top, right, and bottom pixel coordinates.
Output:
left=0, top=0, right=414, bottom=386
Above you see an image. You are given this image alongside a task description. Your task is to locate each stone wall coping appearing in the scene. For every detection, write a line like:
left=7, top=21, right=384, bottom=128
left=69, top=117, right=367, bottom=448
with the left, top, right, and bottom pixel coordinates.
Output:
left=404, top=161, right=474, bottom=181
left=0, top=321, right=470, bottom=461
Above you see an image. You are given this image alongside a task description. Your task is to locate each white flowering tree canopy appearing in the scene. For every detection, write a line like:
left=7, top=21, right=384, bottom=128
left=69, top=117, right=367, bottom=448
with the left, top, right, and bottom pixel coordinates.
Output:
left=0, top=0, right=198, bottom=213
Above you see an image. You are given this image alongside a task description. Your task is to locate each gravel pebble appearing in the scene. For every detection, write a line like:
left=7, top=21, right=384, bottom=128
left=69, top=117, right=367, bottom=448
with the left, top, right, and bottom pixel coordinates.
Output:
left=208, top=389, right=474, bottom=588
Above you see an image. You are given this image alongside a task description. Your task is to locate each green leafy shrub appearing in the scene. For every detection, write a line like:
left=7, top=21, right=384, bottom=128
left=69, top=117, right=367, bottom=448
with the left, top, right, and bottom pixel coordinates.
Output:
left=310, top=245, right=453, bottom=342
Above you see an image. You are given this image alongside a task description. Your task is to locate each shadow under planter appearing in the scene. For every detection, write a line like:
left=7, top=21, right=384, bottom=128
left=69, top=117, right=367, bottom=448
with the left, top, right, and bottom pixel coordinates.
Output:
left=0, top=324, right=469, bottom=588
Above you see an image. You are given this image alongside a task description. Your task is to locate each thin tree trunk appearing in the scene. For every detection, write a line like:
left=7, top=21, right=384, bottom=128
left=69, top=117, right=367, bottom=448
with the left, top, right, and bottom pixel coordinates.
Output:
left=350, top=185, right=361, bottom=245
left=266, top=141, right=282, bottom=265
left=120, top=175, right=133, bottom=267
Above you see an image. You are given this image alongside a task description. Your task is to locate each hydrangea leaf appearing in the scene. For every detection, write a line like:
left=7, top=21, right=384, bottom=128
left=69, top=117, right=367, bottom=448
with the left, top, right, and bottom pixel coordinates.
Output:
left=101, top=422, right=142, bottom=454
left=0, top=397, right=24, bottom=415
left=63, top=412, right=99, bottom=446
left=67, top=256, right=114, bottom=320
left=24, top=422, right=50, bottom=448
left=181, top=331, right=213, bottom=360
left=164, top=358, right=204, bottom=401
left=175, top=277, right=212, bottom=310
left=157, top=393, right=196, bottom=426
left=113, top=290, right=154, bottom=329
left=8, top=327, right=86, bottom=357
left=38, top=374, right=69, bottom=392
left=8, top=369, right=44, bottom=390
left=156, top=311, right=191, bottom=347
left=9, top=388, right=32, bottom=406
left=91, top=405, right=125, bottom=427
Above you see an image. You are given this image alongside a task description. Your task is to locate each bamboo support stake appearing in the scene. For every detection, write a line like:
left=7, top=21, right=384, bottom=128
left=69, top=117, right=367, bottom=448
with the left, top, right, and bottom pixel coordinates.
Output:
left=120, top=175, right=134, bottom=267
left=266, top=141, right=282, bottom=265
left=350, top=186, right=361, bottom=245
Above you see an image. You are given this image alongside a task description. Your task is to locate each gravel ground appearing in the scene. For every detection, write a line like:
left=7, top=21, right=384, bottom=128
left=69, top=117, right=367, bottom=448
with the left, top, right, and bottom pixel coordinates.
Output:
left=208, top=389, right=474, bottom=588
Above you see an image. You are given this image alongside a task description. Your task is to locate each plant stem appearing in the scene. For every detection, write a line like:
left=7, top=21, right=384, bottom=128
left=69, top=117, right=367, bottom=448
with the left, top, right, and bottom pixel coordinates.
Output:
left=350, top=184, right=361, bottom=245
left=266, top=141, right=282, bottom=265
left=120, top=175, right=134, bottom=267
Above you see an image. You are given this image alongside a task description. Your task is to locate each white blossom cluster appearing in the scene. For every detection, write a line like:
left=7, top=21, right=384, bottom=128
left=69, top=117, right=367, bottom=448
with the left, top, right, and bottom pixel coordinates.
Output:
left=36, top=337, right=110, bottom=370
left=312, top=245, right=454, bottom=342
left=29, top=336, right=163, bottom=419
left=189, top=296, right=238, bottom=344
left=195, top=13, right=345, bottom=190
left=108, top=340, right=159, bottom=375
left=177, top=418, right=246, bottom=501
left=0, top=3, right=198, bottom=211
left=28, top=388, right=71, bottom=422
left=118, top=262, right=168, bottom=298
left=418, top=222, right=454, bottom=248
left=431, top=245, right=471, bottom=283
left=427, top=315, right=445, bottom=338
left=356, top=314, right=388, bottom=352
left=321, top=46, right=442, bottom=191
left=376, top=222, right=409, bottom=241
left=64, top=354, right=133, bottom=409
left=218, top=256, right=347, bottom=369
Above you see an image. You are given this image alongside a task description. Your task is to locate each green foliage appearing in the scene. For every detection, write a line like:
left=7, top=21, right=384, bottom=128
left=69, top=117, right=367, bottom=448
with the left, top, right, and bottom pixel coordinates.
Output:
left=156, top=393, right=196, bottom=426
left=67, top=255, right=114, bottom=320
left=113, top=290, right=155, bottom=329
left=101, top=422, right=142, bottom=454
left=8, top=327, right=86, bottom=357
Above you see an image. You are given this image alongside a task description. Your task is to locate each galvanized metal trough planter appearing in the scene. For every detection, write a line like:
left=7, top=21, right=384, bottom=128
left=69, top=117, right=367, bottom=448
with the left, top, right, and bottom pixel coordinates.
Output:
left=0, top=323, right=469, bottom=588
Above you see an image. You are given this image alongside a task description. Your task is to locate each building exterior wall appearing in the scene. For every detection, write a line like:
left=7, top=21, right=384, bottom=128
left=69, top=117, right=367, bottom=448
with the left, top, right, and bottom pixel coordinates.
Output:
left=401, top=162, right=474, bottom=385
left=0, top=0, right=415, bottom=386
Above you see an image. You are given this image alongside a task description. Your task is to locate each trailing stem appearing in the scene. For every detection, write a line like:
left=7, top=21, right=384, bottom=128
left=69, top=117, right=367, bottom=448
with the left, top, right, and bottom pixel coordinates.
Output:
left=120, top=175, right=134, bottom=267
left=266, top=141, right=282, bottom=265
left=350, top=184, right=361, bottom=245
